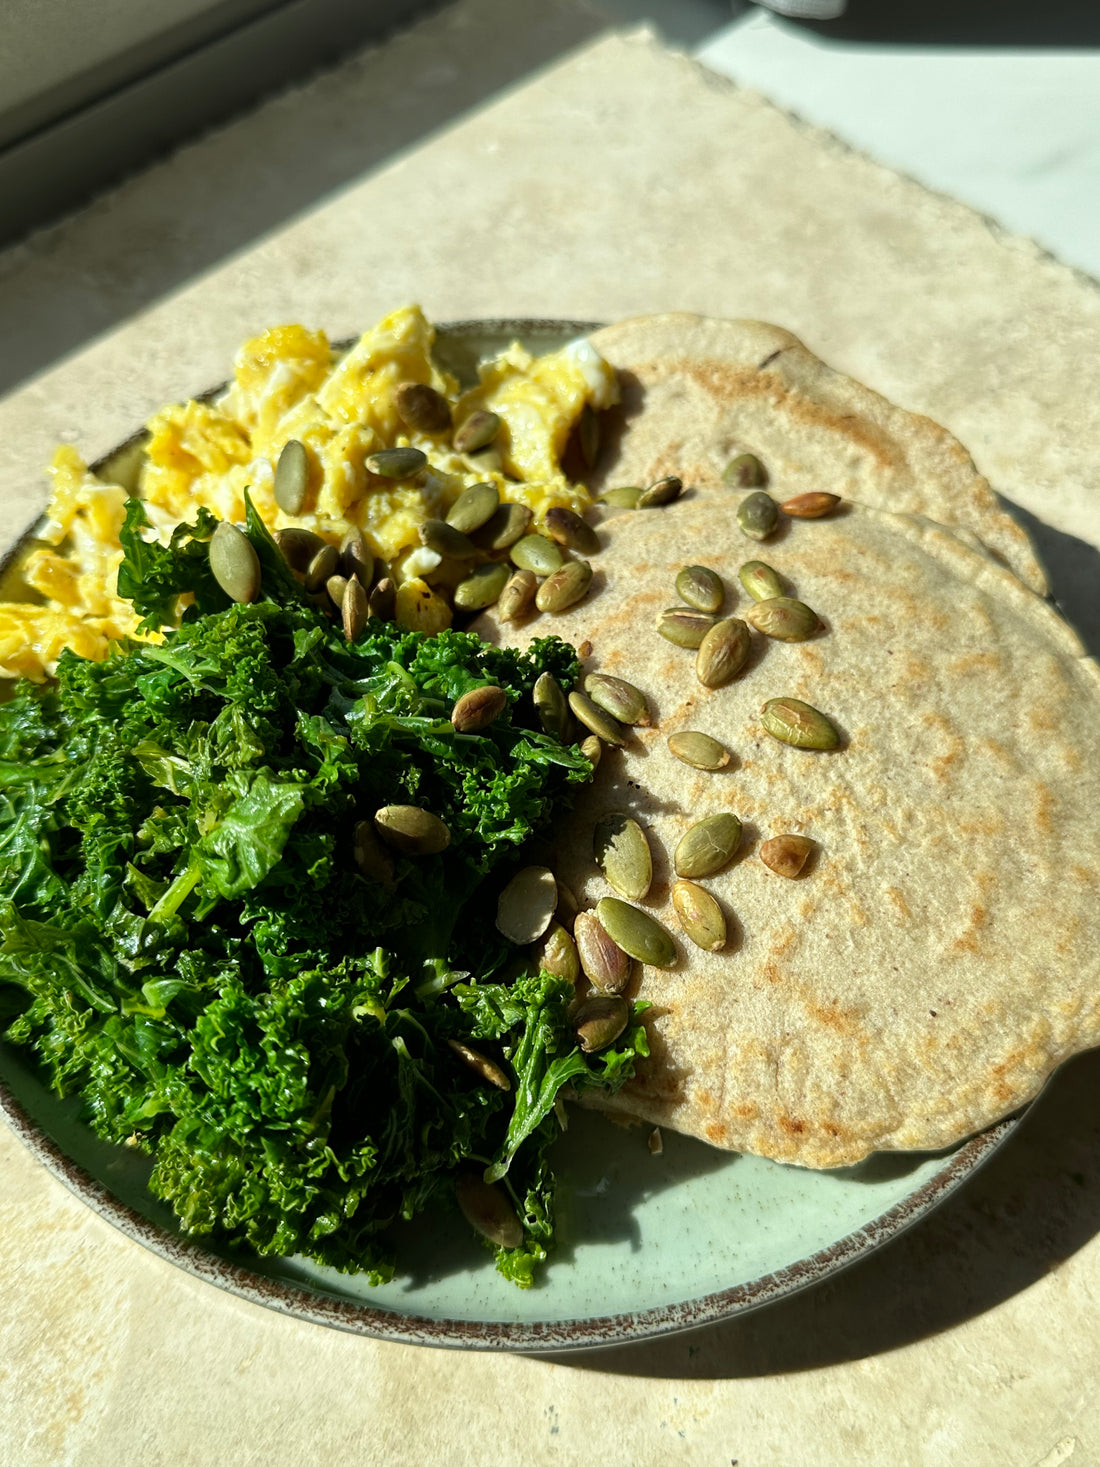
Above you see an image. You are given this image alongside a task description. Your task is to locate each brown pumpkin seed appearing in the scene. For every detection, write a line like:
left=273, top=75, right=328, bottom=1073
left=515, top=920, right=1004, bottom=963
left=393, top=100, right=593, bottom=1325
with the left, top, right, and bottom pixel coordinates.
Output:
left=599, top=486, right=642, bottom=510
left=655, top=607, right=718, bottom=649
left=637, top=474, right=684, bottom=508
left=675, top=565, right=724, bottom=614
left=648, top=1128, right=663, bottom=1156
left=583, top=672, right=650, bottom=727
left=274, top=526, right=325, bottom=572
left=453, top=409, right=500, bottom=454
left=696, top=617, right=752, bottom=688
left=453, top=561, right=510, bottom=612
left=510, top=534, right=563, bottom=576
left=496, top=865, right=558, bottom=945
left=543, top=506, right=600, bottom=555
left=209, top=521, right=261, bottom=603
left=593, top=814, right=653, bottom=902
left=497, top=568, right=538, bottom=622
left=674, top=814, right=742, bottom=880
left=745, top=596, right=821, bottom=642
left=573, top=913, right=631, bottom=993
left=760, top=834, right=816, bottom=878
left=473, top=501, right=533, bottom=552
left=273, top=438, right=310, bottom=515
left=394, top=380, right=451, bottom=434
left=671, top=880, right=727, bottom=952
left=455, top=1173, right=523, bottom=1248
left=373, top=804, right=451, bottom=855
left=568, top=691, right=627, bottom=747
left=341, top=528, right=373, bottom=588
left=666, top=730, right=730, bottom=771
left=533, top=672, right=570, bottom=740
left=536, top=560, right=593, bottom=614
left=367, top=576, right=395, bottom=621
left=722, top=452, right=767, bottom=488
left=781, top=491, right=840, bottom=519
left=366, top=446, right=427, bottom=479
left=451, top=683, right=507, bottom=734
left=352, top=819, right=395, bottom=888
left=537, top=922, right=580, bottom=985
left=760, top=698, right=840, bottom=750
left=304, top=543, right=340, bottom=593
left=446, top=1039, right=510, bottom=1091
left=596, top=897, right=676, bottom=969
left=342, top=577, right=367, bottom=641
left=737, top=490, right=779, bottom=541
left=738, top=560, right=785, bottom=602
left=446, top=480, right=499, bottom=535
left=573, top=995, right=630, bottom=1054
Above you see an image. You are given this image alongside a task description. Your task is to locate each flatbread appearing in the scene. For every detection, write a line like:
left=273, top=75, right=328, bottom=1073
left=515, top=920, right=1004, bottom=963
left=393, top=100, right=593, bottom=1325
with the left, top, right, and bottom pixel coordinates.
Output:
left=480, top=497, right=1100, bottom=1167
left=588, top=313, right=1046, bottom=595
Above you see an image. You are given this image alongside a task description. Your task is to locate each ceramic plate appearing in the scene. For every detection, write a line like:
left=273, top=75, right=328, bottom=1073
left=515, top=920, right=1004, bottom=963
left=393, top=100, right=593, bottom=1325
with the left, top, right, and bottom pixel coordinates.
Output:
left=0, top=320, right=1020, bottom=1351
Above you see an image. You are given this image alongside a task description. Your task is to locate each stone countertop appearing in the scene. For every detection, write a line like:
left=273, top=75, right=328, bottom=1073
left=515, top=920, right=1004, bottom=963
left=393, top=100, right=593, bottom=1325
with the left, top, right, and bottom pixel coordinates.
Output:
left=2, top=11, right=1099, bottom=1465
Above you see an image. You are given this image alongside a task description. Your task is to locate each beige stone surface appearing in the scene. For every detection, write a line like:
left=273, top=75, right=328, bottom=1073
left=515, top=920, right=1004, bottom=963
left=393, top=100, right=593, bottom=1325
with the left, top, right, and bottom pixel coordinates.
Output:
left=2, top=14, right=1099, bottom=1466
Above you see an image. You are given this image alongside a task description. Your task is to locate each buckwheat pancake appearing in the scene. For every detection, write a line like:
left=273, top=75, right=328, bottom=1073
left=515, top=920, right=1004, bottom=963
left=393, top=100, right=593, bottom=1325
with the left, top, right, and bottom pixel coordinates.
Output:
left=479, top=497, right=1100, bottom=1168
left=588, top=313, right=1045, bottom=595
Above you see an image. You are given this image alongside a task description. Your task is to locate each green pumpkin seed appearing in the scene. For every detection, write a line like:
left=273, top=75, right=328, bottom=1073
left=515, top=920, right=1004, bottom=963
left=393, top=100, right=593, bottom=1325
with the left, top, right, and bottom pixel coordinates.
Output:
left=352, top=819, right=395, bottom=889
left=453, top=409, right=500, bottom=454
left=366, top=446, right=427, bottom=479
left=746, top=596, right=820, bottom=641
left=723, top=452, right=767, bottom=488
left=573, top=913, right=631, bottom=993
left=573, top=994, right=630, bottom=1053
left=674, top=813, right=742, bottom=880
left=453, top=561, right=510, bottom=612
left=537, top=921, right=580, bottom=985
left=273, top=438, right=310, bottom=515
left=469, top=445, right=503, bottom=474
left=593, top=814, right=653, bottom=902
left=655, top=607, right=718, bottom=649
left=671, top=880, right=727, bottom=952
left=761, top=698, right=840, bottom=750
left=667, top=730, right=730, bottom=771
left=637, top=475, right=684, bottom=508
left=497, top=568, right=538, bottom=622
left=596, top=897, right=676, bottom=969
left=739, top=560, right=785, bottom=602
left=455, top=1172, right=523, bottom=1248
left=696, top=617, right=752, bottom=688
left=304, top=542, right=340, bottom=593
left=536, top=560, right=593, bottom=614
left=419, top=518, right=476, bottom=560
left=274, top=526, right=325, bottom=572
left=394, top=380, right=451, bottom=434
left=342, top=577, right=367, bottom=641
left=554, top=881, right=579, bottom=930
left=737, top=490, right=779, bottom=541
left=533, top=672, right=570, bottom=740
left=579, top=734, right=602, bottom=770
left=367, top=576, right=395, bottom=621
left=451, top=683, right=507, bottom=733
left=326, top=573, right=348, bottom=611
left=209, top=521, right=261, bottom=603
left=341, top=528, right=373, bottom=588
left=510, top=534, right=563, bottom=576
left=373, top=804, right=451, bottom=855
left=599, top=486, right=642, bottom=510
left=760, top=833, right=815, bottom=877
left=568, top=691, right=627, bottom=747
left=578, top=404, right=600, bottom=468
left=543, top=506, right=600, bottom=555
left=495, top=865, right=558, bottom=945
left=446, top=481, right=499, bottom=534
left=675, top=565, right=724, bottom=614
left=446, top=1039, right=510, bottom=1091
left=473, top=501, right=532, bottom=552
left=583, top=672, right=649, bottom=727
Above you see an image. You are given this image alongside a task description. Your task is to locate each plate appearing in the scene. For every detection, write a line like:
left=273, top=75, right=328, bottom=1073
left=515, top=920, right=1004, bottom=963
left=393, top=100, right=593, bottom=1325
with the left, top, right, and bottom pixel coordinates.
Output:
left=0, top=320, right=1021, bottom=1351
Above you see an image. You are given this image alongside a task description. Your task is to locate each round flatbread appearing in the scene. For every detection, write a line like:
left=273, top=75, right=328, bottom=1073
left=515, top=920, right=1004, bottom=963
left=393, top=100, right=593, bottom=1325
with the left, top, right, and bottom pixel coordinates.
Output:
left=588, top=313, right=1045, bottom=595
left=479, top=496, right=1100, bottom=1168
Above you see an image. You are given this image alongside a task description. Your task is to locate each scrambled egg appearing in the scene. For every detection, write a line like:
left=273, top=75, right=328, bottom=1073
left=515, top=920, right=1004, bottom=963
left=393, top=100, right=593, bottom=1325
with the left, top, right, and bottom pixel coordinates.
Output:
left=0, top=306, right=618, bottom=681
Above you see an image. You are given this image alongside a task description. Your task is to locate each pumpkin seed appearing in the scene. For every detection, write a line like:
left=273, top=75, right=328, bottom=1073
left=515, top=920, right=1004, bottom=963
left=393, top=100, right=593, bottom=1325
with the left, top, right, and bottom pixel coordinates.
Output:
left=274, top=526, right=325, bottom=572
left=451, top=683, right=507, bottom=733
left=394, top=380, right=451, bottom=434
left=746, top=596, right=820, bottom=641
left=667, top=730, right=730, bottom=771
left=723, top=452, right=767, bottom=488
left=583, top=672, right=649, bottom=727
left=781, top=491, right=840, bottom=519
left=554, top=881, right=579, bottom=930
left=453, top=561, right=510, bottom=612
left=419, top=518, right=476, bottom=560
left=760, top=833, right=816, bottom=878
left=366, top=446, right=427, bottom=479
left=326, top=573, right=348, bottom=611
left=593, top=814, right=653, bottom=901
left=596, top=897, right=676, bottom=969
left=446, top=480, right=499, bottom=534
left=536, top=560, right=593, bottom=614
left=453, top=409, right=500, bottom=454
left=579, top=734, right=602, bottom=770
left=672, top=880, right=727, bottom=952
left=599, top=486, right=642, bottom=510
left=573, top=995, right=630, bottom=1053
left=675, top=565, right=724, bottom=614
left=304, top=543, right=339, bottom=592
left=496, top=865, right=558, bottom=945
left=739, top=559, right=784, bottom=602
left=209, top=521, right=261, bottom=603
left=469, top=445, right=504, bottom=475
left=342, top=577, right=367, bottom=641
left=352, top=819, right=395, bottom=888
left=497, top=568, right=538, bottom=622
left=537, top=922, right=580, bottom=985
left=533, top=672, right=570, bottom=740
left=648, top=1128, right=663, bottom=1155
left=446, top=1039, right=510, bottom=1091
left=273, top=438, right=310, bottom=515
left=568, top=691, right=627, bottom=747
left=341, top=528, right=373, bottom=588
left=455, top=1172, right=523, bottom=1248
left=637, top=474, right=684, bottom=508
left=473, top=501, right=532, bottom=552
left=737, top=490, right=779, bottom=541
left=543, top=506, right=600, bottom=555
left=578, top=404, right=600, bottom=468
left=674, top=813, right=742, bottom=880
left=510, top=534, right=563, bottom=576
left=696, top=617, right=752, bottom=688
left=655, top=607, right=717, bottom=649
left=761, top=698, right=840, bottom=750
left=573, top=912, right=631, bottom=993
left=367, top=576, right=395, bottom=621
left=373, top=804, right=451, bottom=855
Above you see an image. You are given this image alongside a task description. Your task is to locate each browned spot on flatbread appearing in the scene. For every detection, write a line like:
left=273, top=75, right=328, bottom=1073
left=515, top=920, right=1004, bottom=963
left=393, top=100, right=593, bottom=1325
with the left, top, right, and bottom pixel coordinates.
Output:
left=779, top=1115, right=806, bottom=1136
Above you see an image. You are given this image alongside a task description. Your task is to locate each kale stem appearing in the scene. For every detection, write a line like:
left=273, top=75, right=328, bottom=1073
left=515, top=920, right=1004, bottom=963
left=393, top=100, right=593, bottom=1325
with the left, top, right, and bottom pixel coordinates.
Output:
left=148, top=859, right=202, bottom=925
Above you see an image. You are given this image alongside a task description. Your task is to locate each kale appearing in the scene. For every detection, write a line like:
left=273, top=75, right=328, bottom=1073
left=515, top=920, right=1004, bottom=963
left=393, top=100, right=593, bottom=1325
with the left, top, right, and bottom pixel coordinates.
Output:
left=0, top=499, right=646, bottom=1284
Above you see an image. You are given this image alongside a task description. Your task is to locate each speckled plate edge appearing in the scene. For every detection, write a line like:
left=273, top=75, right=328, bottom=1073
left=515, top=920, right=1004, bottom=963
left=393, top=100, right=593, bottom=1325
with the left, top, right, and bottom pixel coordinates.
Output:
left=0, top=318, right=1023, bottom=1351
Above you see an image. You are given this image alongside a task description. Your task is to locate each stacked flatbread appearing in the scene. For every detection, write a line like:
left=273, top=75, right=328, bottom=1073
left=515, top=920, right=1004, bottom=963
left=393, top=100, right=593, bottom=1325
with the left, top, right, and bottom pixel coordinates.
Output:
left=480, top=315, right=1100, bottom=1168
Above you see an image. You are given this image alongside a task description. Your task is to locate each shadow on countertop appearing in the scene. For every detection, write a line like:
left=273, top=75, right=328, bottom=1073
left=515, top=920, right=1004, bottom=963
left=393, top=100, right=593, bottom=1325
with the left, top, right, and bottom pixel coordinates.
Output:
left=782, top=0, right=1100, bottom=47
left=547, top=1043, right=1100, bottom=1379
